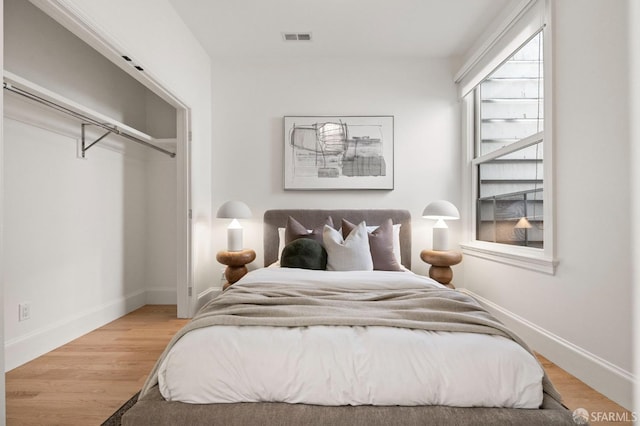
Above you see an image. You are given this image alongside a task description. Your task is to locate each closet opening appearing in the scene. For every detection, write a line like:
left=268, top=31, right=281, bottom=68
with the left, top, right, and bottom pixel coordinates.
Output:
left=2, top=0, right=192, bottom=371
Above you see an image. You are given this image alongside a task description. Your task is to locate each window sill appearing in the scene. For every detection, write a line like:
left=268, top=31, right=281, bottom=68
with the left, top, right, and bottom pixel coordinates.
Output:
left=460, top=241, right=557, bottom=275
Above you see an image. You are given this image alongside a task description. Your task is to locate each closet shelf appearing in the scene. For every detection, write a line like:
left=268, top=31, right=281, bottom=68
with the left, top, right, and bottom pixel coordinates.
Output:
left=3, top=70, right=175, bottom=158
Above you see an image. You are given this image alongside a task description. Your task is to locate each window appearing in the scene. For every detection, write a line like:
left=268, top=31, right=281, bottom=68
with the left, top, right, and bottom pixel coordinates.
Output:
left=476, top=32, right=544, bottom=248
left=457, top=0, right=555, bottom=274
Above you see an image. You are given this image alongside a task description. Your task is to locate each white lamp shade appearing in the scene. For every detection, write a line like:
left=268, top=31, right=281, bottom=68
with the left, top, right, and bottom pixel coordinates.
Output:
left=514, top=217, right=532, bottom=229
left=422, top=200, right=460, bottom=220
left=216, top=201, right=252, bottom=219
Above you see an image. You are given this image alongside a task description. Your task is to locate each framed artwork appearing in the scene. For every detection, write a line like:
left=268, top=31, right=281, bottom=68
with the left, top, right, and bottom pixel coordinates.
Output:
left=283, top=115, right=394, bottom=190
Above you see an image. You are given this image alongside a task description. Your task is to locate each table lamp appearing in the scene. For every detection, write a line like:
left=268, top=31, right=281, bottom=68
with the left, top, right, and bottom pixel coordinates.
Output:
left=216, top=201, right=252, bottom=251
left=422, top=200, right=460, bottom=251
left=514, top=217, right=532, bottom=229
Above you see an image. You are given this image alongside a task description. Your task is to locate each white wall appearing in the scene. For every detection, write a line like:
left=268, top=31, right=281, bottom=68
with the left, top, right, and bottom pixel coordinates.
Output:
left=146, top=149, right=178, bottom=303
left=3, top=113, right=149, bottom=370
left=210, top=57, right=461, bottom=274
left=461, top=0, right=634, bottom=409
left=630, top=0, right=640, bottom=415
left=0, top=0, right=6, bottom=418
left=145, top=91, right=177, bottom=139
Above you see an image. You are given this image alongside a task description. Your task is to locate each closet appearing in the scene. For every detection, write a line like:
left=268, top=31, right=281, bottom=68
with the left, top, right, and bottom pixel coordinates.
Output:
left=3, top=0, right=180, bottom=370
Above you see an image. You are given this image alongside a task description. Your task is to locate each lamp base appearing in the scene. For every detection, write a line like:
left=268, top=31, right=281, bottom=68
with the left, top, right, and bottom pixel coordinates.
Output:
left=420, top=249, right=463, bottom=288
left=216, top=249, right=257, bottom=288
left=429, top=265, right=454, bottom=285
left=227, top=226, right=243, bottom=252
left=432, top=227, right=448, bottom=251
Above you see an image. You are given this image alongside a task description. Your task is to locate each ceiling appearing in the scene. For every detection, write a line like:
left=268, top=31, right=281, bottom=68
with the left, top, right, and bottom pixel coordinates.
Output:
left=168, top=0, right=514, bottom=60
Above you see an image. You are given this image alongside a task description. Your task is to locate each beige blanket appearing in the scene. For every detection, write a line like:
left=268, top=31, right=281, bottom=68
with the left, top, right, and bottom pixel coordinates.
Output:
left=141, top=280, right=562, bottom=404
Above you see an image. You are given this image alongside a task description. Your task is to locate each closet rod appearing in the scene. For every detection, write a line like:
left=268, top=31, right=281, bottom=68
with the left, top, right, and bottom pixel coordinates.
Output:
left=3, top=82, right=176, bottom=158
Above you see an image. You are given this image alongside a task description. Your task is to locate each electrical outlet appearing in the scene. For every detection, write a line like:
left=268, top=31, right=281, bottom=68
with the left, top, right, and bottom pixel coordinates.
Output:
left=19, top=302, right=31, bottom=321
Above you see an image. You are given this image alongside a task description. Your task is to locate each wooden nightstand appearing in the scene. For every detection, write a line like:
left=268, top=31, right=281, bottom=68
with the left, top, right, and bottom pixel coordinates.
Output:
left=216, top=249, right=256, bottom=290
left=420, top=249, right=462, bottom=289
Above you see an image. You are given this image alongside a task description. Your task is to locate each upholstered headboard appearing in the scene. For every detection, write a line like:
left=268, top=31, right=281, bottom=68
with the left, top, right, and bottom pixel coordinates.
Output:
left=263, top=209, right=412, bottom=269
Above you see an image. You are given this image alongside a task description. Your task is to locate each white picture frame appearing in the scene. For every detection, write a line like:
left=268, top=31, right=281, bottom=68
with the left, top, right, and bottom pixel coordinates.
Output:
left=284, top=115, right=394, bottom=190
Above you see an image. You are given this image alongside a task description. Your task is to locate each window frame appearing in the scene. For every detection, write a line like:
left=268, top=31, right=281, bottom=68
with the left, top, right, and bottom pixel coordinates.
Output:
left=458, top=0, right=556, bottom=275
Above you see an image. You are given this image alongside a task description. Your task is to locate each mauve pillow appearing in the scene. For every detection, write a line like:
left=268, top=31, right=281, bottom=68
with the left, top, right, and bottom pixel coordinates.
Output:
left=280, top=238, right=328, bottom=270
left=342, top=218, right=402, bottom=271
left=285, top=216, right=334, bottom=246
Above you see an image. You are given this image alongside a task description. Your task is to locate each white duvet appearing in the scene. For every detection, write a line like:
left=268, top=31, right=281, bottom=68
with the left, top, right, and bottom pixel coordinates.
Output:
left=158, top=268, right=543, bottom=408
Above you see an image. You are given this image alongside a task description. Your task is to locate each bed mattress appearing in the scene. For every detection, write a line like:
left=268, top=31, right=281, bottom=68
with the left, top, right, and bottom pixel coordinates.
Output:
left=156, top=268, right=545, bottom=408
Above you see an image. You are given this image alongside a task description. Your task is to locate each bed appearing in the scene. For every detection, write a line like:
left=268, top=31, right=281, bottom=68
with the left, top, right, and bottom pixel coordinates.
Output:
left=123, top=209, right=575, bottom=425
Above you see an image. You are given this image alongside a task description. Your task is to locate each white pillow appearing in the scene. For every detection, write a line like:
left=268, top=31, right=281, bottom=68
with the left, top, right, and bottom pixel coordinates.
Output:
left=277, top=227, right=286, bottom=259
left=323, top=222, right=373, bottom=271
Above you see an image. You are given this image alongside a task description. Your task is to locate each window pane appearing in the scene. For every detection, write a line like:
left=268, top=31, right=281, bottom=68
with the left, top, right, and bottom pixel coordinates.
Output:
left=478, top=32, right=543, bottom=157
left=474, top=31, right=544, bottom=249
left=477, top=142, right=543, bottom=248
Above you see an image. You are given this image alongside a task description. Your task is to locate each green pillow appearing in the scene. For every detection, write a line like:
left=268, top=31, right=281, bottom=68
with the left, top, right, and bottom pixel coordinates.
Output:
left=280, top=238, right=327, bottom=270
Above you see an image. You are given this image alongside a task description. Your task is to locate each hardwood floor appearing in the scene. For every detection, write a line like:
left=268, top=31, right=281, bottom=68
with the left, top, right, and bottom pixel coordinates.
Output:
left=537, top=355, right=633, bottom=425
left=5, top=305, right=631, bottom=425
left=5, top=305, right=189, bottom=425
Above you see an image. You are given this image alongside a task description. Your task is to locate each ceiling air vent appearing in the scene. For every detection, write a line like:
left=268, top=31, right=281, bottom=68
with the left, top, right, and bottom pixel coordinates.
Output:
left=282, top=32, right=312, bottom=42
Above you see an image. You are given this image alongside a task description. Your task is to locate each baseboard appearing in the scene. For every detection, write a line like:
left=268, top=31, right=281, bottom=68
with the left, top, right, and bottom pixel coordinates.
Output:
left=4, top=290, right=146, bottom=372
left=459, top=288, right=635, bottom=410
left=145, top=286, right=177, bottom=305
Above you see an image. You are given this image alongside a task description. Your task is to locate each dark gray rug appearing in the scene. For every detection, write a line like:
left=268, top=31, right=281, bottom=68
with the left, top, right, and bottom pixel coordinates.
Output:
left=101, top=391, right=140, bottom=426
